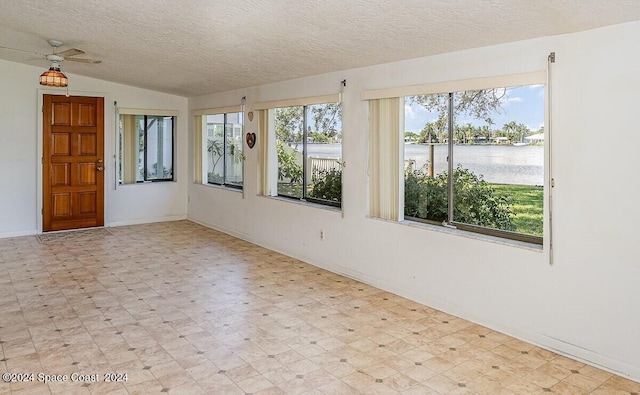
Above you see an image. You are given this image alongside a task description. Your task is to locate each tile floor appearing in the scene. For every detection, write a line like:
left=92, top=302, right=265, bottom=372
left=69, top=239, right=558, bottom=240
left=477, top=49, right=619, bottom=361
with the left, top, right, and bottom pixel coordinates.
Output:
left=0, top=220, right=638, bottom=395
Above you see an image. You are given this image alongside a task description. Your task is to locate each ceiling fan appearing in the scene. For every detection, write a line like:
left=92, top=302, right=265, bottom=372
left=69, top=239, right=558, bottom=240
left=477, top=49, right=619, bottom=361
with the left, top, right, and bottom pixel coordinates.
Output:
left=0, top=39, right=102, bottom=64
left=0, top=39, right=102, bottom=87
left=43, top=39, right=102, bottom=64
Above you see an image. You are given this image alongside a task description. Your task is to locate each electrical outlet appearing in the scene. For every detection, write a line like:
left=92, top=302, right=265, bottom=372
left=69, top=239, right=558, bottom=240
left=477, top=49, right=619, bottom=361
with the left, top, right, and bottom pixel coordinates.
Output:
left=320, top=230, right=324, bottom=240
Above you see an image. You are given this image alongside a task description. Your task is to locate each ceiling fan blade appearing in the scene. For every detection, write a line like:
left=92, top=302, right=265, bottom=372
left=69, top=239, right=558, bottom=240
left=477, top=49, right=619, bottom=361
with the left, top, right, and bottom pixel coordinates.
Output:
left=66, top=57, right=102, bottom=64
left=0, top=45, right=44, bottom=56
left=58, top=48, right=85, bottom=57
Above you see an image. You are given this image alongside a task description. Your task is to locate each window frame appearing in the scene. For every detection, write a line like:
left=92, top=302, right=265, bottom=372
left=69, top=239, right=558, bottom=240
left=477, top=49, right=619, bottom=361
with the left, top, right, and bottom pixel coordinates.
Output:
left=403, top=87, right=544, bottom=245
left=363, top=71, right=547, bottom=245
left=141, top=115, right=175, bottom=182
left=192, top=105, right=244, bottom=191
left=117, top=109, right=178, bottom=185
left=205, top=112, right=244, bottom=190
left=273, top=104, right=342, bottom=208
left=255, top=93, right=343, bottom=209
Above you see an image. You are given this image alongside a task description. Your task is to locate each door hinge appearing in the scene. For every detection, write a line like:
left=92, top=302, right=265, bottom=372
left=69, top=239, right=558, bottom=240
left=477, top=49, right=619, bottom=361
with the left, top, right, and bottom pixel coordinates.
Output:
left=41, top=208, right=43, bottom=214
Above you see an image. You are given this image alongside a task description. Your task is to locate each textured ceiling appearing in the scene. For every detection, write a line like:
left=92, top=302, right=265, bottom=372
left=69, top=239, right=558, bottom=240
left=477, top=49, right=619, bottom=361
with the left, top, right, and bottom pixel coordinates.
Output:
left=1, top=0, right=640, bottom=97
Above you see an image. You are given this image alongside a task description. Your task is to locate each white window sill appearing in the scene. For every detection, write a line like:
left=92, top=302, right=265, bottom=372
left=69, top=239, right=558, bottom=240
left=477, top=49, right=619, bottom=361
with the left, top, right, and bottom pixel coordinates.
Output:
left=194, top=182, right=243, bottom=193
left=117, top=180, right=177, bottom=188
left=367, top=215, right=543, bottom=252
left=258, top=194, right=342, bottom=214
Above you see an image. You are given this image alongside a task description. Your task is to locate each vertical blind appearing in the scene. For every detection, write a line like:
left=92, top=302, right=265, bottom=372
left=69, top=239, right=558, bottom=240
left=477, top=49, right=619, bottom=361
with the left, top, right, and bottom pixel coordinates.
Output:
left=120, top=114, right=138, bottom=184
left=193, top=116, right=203, bottom=184
left=368, top=97, right=401, bottom=220
left=258, top=109, right=271, bottom=195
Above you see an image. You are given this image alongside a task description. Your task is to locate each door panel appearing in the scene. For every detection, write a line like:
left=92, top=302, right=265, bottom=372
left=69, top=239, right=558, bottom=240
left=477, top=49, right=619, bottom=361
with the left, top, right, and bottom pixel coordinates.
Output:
left=52, top=103, right=71, bottom=125
left=78, top=163, right=97, bottom=185
left=52, top=133, right=71, bottom=155
left=52, top=193, right=72, bottom=217
left=78, top=192, right=97, bottom=215
left=51, top=163, right=70, bottom=186
left=79, top=133, right=97, bottom=155
left=43, top=95, right=104, bottom=231
left=78, top=104, right=97, bottom=126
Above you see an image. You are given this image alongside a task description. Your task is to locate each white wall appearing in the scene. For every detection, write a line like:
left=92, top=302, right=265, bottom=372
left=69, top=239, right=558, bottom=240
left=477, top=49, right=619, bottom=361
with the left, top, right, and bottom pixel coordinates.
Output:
left=188, top=21, right=640, bottom=381
left=0, top=59, right=188, bottom=237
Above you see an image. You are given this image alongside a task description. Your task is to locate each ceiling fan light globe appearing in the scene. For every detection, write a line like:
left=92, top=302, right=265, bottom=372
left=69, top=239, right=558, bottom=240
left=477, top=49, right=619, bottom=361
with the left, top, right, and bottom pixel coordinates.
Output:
left=40, top=66, right=68, bottom=87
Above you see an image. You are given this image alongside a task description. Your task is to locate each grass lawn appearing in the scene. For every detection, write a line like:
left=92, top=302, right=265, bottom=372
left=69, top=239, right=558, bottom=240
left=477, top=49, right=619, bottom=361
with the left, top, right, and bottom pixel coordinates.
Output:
left=491, top=184, right=544, bottom=237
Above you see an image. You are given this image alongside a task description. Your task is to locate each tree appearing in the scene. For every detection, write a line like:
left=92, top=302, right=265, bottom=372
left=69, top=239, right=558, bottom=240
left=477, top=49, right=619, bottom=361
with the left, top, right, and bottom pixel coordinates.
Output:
left=274, top=103, right=342, bottom=145
left=309, top=168, right=342, bottom=203
left=309, top=102, right=342, bottom=140
left=404, top=131, right=420, bottom=142
left=404, top=165, right=515, bottom=231
left=419, top=117, right=447, bottom=143
left=409, top=89, right=506, bottom=123
left=513, top=123, right=530, bottom=143
left=275, top=107, right=304, bottom=145
left=410, top=89, right=507, bottom=143
left=455, top=123, right=476, bottom=144
left=502, top=121, right=530, bottom=143
left=479, top=125, right=492, bottom=141
left=276, top=141, right=302, bottom=183
left=207, top=136, right=244, bottom=183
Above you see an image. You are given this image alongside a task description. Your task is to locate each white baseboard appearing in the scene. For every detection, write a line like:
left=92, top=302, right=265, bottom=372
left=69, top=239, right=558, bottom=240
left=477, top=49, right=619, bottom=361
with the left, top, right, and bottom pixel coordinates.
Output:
left=187, top=217, right=293, bottom=259
left=0, top=216, right=188, bottom=238
left=108, top=214, right=187, bottom=227
left=0, top=229, right=37, bottom=239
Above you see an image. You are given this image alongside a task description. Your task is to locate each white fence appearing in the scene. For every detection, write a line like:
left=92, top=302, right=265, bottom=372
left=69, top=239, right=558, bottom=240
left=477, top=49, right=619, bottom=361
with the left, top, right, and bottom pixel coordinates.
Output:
left=308, top=157, right=342, bottom=181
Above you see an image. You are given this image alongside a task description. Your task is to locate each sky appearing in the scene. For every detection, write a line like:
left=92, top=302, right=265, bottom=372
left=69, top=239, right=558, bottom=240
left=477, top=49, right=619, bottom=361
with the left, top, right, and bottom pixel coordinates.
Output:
left=404, top=85, right=545, bottom=133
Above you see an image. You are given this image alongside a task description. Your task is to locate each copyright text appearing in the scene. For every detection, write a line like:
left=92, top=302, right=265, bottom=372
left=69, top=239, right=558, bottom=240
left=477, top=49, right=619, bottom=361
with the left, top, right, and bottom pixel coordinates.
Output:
left=2, top=372, right=128, bottom=383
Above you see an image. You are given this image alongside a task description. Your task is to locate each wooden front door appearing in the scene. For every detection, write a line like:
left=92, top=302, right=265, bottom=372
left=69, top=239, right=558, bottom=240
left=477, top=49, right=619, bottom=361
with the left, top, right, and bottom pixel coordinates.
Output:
left=43, top=95, right=104, bottom=231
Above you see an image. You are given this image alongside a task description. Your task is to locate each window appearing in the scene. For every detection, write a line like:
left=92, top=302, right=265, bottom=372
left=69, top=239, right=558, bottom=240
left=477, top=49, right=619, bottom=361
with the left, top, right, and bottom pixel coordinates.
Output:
left=118, top=114, right=175, bottom=184
left=205, top=112, right=243, bottom=188
left=365, top=72, right=546, bottom=244
left=193, top=107, right=244, bottom=190
left=404, top=84, right=544, bottom=243
left=273, top=102, right=342, bottom=207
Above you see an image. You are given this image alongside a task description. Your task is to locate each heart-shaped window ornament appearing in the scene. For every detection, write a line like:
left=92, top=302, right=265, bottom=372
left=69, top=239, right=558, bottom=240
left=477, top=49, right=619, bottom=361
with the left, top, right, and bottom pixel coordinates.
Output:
left=246, top=132, right=256, bottom=149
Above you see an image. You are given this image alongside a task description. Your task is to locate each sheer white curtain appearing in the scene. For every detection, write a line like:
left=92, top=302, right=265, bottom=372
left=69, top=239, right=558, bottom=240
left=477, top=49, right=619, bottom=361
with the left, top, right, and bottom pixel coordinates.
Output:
left=368, top=97, right=402, bottom=220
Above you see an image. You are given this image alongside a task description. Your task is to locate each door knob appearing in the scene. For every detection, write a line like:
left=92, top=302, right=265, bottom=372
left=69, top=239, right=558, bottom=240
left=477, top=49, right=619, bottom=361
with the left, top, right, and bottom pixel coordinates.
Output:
left=96, top=166, right=104, bottom=172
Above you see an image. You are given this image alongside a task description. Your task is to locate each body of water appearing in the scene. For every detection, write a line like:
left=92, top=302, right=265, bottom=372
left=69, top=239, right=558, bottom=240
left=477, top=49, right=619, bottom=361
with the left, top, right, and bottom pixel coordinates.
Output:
left=305, top=143, right=544, bottom=186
